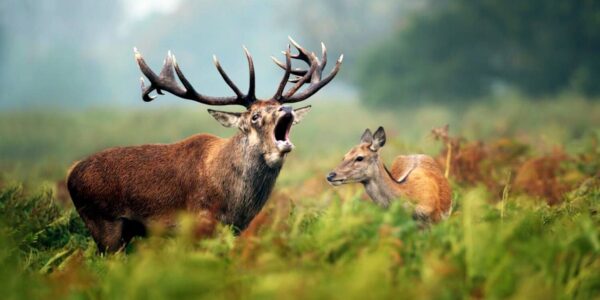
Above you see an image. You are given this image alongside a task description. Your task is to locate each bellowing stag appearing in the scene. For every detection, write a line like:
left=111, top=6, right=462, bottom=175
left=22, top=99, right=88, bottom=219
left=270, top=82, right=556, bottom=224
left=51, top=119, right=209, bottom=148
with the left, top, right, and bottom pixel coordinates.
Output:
left=67, top=38, right=342, bottom=252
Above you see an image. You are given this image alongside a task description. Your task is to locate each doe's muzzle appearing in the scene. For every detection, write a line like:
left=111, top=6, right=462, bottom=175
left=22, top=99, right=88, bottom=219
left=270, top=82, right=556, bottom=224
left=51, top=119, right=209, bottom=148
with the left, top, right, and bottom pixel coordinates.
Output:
left=326, top=172, right=337, bottom=182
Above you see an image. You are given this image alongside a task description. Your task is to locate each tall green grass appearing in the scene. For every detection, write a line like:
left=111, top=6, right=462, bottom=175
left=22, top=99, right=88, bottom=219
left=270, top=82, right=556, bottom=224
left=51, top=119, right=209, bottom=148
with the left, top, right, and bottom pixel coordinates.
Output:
left=0, top=182, right=598, bottom=299
left=0, top=95, right=599, bottom=299
left=2, top=94, right=598, bottom=186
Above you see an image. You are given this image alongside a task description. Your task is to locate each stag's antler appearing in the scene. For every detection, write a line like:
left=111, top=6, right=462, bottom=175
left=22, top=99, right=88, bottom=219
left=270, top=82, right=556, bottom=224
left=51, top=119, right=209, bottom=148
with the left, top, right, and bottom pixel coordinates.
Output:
left=134, top=47, right=257, bottom=108
left=135, top=38, right=342, bottom=107
left=271, top=36, right=343, bottom=103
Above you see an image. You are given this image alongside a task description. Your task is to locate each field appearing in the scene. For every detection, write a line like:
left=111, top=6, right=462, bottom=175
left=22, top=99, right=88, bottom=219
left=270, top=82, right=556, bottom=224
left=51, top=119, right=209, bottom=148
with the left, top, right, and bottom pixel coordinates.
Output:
left=1, top=94, right=599, bottom=299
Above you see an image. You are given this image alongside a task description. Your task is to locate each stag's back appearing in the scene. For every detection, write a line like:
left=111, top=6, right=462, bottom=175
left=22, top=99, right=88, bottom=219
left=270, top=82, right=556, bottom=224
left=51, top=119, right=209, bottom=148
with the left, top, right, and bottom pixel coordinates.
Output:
left=67, top=134, right=221, bottom=221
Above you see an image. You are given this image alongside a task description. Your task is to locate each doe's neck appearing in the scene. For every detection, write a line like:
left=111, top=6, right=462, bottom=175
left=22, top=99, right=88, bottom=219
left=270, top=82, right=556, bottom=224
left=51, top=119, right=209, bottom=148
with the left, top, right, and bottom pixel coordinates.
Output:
left=363, top=160, right=404, bottom=207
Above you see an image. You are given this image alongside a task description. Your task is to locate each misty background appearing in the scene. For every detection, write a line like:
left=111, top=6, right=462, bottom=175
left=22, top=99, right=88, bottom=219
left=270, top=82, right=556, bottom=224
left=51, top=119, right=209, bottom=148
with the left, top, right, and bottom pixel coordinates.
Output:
left=0, top=0, right=598, bottom=110
left=0, top=0, right=414, bottom=109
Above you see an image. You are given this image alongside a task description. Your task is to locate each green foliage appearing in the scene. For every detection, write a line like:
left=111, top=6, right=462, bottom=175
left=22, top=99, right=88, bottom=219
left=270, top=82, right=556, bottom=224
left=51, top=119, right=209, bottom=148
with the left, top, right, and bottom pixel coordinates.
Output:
left=357, top=0, right=600, bottom=106
left=0, top=98, right=598, bottom=298
left=0, top=183, right=598, bottom=299
left=0, top=185, right=90, bottom=269
left=2, top=96, right=598, bottom=186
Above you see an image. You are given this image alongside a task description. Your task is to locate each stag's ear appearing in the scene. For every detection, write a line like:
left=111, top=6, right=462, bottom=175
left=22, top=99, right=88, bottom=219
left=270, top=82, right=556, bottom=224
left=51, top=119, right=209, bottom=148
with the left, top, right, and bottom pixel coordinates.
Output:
left=360, top=128, right=373, bottom=144
left=292, top=105, right=311, bottom=125
left=208, top=109, right=242, bottom=128
left=370, top=126, right=386, bottom=151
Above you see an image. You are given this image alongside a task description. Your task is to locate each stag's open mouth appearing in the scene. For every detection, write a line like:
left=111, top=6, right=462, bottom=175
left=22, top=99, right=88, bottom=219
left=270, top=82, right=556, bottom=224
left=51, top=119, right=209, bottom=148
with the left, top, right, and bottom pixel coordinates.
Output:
left=274, top=113, right=294, bottom=153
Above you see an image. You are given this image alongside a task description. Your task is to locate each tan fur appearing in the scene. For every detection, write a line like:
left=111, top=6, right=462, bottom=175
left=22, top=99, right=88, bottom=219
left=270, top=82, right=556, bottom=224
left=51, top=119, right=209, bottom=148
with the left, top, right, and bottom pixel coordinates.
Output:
left=328, top=128, right=452, bottom=223
left=388, top=155, right=452, bottom=222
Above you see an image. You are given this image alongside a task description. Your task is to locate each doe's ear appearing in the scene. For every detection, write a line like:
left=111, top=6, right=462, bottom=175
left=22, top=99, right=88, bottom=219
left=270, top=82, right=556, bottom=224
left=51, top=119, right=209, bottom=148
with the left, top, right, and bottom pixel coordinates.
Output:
left=370, top=126, right=386, bottom=151
left=292, top=105, right=311, bottom=125
left=207, top=109, right=242, bottom=128
left=360, top=128, right=373, bottom=144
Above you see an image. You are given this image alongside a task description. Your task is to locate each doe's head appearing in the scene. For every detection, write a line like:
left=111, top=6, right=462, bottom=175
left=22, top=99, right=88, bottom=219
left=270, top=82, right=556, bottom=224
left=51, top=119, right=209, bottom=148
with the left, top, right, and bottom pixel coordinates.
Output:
left=327, top=127, right=386, bottom=185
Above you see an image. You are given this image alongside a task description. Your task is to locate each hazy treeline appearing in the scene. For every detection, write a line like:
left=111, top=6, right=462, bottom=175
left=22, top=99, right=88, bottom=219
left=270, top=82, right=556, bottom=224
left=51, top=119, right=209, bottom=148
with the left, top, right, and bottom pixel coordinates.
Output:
left=0, top=0, right=598, bottom=109
left=356, top=0, right=600, bottom=106
left=0, top=0, right=403, bottom=109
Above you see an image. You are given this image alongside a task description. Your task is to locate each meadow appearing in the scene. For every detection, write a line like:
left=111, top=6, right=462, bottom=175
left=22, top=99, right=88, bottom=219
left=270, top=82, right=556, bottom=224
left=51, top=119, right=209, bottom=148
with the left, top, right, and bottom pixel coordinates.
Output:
left=0, top=94, right=599, bottom=299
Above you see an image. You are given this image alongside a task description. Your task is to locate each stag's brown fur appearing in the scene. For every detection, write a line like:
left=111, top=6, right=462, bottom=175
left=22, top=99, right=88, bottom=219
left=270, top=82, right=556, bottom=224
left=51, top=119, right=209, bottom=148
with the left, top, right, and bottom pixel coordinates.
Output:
left=68, top=39, right=343, bottom=252
left=68, top=129, right=285, bottom=251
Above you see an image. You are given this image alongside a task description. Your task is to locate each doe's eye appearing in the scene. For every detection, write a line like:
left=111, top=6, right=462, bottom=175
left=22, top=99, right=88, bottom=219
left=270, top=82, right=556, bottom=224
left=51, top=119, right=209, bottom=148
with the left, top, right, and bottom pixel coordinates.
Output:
left=355, top=156, right=364, bottom=162
left=252, top=114, right=260, bottom=122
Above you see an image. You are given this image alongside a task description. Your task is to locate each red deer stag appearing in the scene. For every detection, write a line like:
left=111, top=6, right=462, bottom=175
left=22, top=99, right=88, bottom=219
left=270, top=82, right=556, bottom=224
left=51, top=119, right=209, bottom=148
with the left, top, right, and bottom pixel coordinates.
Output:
left=327, top=127, right=452, bottom=223
left=67, top=38, right=343, bottom=252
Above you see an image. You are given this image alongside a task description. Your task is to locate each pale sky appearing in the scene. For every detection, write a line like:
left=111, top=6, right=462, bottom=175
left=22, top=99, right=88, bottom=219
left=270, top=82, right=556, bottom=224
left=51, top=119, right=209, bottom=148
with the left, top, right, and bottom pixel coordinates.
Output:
left=122, top=0, right=182, bottom=21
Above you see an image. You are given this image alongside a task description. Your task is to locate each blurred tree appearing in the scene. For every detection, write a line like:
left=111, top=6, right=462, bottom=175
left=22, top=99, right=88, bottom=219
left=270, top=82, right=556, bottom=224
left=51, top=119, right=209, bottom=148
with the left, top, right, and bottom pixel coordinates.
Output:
left=0, top=24, right=5, bottom=89
left=0, top=0, right=122, bottom=109
left=285, top=0, right=425, bottom=81
left=357, top=0, right=600, bottom=107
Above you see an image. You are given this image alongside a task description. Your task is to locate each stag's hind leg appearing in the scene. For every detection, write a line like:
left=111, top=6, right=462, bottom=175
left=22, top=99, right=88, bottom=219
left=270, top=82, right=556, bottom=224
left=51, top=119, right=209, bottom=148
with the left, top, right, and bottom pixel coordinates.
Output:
left=119, top=217, right=147, bottom=245
left=78, top=213, right=126, bottom=253
left=93, top=219, right=125, bottom=253
left=79, top=210, right=148, bottom=253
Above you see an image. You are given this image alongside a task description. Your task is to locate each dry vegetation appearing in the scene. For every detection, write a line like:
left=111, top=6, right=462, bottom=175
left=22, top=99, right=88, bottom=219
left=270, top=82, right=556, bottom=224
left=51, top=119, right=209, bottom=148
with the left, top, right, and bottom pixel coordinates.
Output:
left=0, top=95, right=599, bottom=299
left=432, top=124, right=597, bottom=205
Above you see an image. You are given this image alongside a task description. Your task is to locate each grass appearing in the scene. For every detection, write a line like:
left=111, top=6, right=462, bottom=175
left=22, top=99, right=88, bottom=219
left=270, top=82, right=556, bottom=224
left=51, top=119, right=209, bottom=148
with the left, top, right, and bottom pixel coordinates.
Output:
left=0, top=94, right=599, bottom=299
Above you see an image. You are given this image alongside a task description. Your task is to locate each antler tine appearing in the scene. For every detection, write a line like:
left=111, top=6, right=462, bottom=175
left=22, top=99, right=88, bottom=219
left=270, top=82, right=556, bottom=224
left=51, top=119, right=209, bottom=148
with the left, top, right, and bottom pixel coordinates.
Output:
left=275, top=37, right=343, bottom=103
left=159, top=51, right=177, bottom=82
left=134, top=48, right=251, bottom=107
left=171, top=54, right=252, bottom=106
left=284, top=37, right=325, bottom=84
left=135, top=48, right=158, bottom=101
left=320, top=42, right=327, bottom=70
left=243, top=46, right=256, bottom=101
left=272, top=54, right=308, bottom=76
left=288, top=36, right=312, bottom=62
left=283, top=52, right=319, bottom=98
left=135, top=48, right=187, bottom=101
left=288, top=76, right=302, bottom=83
left=140, top=77, right=156, bottom=101
left=213, top=55, right=244, bottom=99
left=272, top=44, right=292, bottom=100
left=272, top=36, right=319, bottom=78
left=282, top=54, right=344, bottom=103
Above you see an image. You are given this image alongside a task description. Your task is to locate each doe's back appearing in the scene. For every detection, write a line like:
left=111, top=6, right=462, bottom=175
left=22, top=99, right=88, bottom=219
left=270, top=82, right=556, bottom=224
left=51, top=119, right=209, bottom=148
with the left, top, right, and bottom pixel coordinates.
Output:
left=390, top=154, right=452, bottom=221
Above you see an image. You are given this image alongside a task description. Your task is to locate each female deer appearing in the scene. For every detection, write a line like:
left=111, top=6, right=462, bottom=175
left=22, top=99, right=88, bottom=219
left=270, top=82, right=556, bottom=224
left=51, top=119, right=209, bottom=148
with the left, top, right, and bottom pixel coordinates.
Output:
left=327, top=127, right=452, bottom=223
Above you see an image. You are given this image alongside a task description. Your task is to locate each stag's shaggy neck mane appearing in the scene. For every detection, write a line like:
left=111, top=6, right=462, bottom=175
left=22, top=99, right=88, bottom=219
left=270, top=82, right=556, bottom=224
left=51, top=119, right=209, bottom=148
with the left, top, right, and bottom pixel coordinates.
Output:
left=210, top=133, right=282, bottom=231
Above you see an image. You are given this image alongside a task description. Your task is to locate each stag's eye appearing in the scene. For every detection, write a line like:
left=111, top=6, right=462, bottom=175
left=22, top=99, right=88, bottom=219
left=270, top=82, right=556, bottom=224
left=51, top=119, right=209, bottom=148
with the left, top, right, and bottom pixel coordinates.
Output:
left=251, top=114, right=260, bottom=122
left=355, top=156, right=364, bottom=162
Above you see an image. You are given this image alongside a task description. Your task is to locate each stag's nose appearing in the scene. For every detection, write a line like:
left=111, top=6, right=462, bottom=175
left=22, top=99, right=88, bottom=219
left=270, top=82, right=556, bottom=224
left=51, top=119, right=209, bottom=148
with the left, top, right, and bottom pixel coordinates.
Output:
left=326, top=172, right=337, bottom=182
left=279, top=106, right=292, bottom=114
